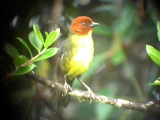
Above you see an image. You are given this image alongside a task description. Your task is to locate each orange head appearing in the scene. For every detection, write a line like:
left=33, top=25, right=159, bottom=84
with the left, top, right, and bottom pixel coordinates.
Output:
left=70, top=16, right=99, bottom=35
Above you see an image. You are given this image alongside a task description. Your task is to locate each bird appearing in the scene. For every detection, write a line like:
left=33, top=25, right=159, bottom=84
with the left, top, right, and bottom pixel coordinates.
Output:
left=54, top=16, right=99, bottom=109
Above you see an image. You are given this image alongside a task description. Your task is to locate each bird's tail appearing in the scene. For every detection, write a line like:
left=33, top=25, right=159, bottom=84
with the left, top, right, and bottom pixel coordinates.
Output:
left=52, top=90, right=70, bottom=109
left=52, top=79, right=73, bottom=110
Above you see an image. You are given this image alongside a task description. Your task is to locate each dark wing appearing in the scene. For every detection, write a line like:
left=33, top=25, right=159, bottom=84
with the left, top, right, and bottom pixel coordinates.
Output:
left=54, top=39, right=66, bottom=84
left=52, top=39, right=71, bottom=109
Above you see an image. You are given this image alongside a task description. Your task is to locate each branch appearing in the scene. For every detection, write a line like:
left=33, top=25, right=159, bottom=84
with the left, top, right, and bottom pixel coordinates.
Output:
left=27, top=72, right=160, bottom=113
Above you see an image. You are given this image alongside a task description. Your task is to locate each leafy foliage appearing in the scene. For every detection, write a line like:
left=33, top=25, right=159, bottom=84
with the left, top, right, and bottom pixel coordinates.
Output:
left=146, top=45, right=160, bottom=66
left=14, top=55, right=29, bottom=68
left=28, top=31, right=43, bottom=52
left=157, top=22, right=160, bottom=42
left=33, top=47, right=59, bottom=62
left=146, top=21, right=160, bottom=85
left=149, top=77, right=160, bottom=85
left=33, top=24, right=44, bottom=44
left=44, top=28, right=60, bottom=48
left=4, top=24, right=59, bottom=76
left=16, top=37, right=33, bottom=57
left=4, top=43, right=19, bottom=58
left=12, top=63, right=36, bottom=76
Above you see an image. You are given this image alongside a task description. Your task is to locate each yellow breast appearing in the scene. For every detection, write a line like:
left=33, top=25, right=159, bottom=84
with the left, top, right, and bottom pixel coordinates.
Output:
left=60, top=31, right=94, bottom=79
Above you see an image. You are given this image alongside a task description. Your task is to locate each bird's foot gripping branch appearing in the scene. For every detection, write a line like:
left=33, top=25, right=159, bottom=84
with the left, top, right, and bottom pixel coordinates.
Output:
left=4, top=24, right=60, bottom=79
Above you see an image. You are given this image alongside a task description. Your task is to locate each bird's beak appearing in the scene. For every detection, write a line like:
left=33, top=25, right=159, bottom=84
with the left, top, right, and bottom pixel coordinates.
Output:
left=90, top=22, right=99, bottom=28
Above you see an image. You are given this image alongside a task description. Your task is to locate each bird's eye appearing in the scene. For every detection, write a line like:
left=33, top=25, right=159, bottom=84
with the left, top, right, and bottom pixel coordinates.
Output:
left=82, top=22, right=86, bottom=26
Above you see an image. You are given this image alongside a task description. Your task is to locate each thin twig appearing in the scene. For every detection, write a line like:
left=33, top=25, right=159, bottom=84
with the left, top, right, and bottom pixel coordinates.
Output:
left=27, top=72, right=160, bottom=113
left=21, top=48, right=46, bottom=67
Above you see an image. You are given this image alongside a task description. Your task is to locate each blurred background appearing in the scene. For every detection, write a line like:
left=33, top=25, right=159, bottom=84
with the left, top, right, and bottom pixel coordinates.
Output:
left=0, top=0, right=160, bottom=120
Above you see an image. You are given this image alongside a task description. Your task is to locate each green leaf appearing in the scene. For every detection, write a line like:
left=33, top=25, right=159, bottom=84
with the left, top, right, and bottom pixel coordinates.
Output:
left=146, top=45, right=160, bottom=66
left=4, top=43, right=19, bottom=58
left=34, top=47, right=59, bottom=62
left=44, top=28, right=60, bottom=48
left=13, top=55, right=29, bottom=68
left=28, top=31, right=43, bottom=52
left=13, top=55, right=36, bottom=76
left=12, top=63, right=36, bottom=76
left=157, top=21, right=160, bottom=42
left=16, top=37, right=33, bottom=57
left=45, top=32, right=49, bottom=38
left=33, top=24, right=44, bottom=44
left=149, top=77, right=160, bottom=86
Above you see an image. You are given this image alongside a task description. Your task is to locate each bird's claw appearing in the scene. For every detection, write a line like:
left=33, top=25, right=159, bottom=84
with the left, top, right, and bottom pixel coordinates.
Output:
left=78, top=78, right=95, bottom=103
left=86, top=87, right=95, bottom=103
left=78, top=87, right=95, bottom=103
left=63, top=81, right=72, bottom=96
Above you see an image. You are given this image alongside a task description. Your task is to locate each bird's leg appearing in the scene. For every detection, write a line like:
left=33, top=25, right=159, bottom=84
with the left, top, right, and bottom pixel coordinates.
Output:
left=63, top=75, right=72, bottom=96
left=78, top=78, right=95, bottom=103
